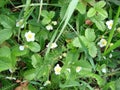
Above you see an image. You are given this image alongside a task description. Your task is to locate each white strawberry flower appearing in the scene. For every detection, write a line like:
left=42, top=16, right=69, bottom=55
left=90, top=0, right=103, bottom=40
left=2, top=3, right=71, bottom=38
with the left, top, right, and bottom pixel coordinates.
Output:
left=46, top=42, right=58, bottom=49
left=98, top=38, right=107, bottom=48
left=76, top=66, right=82, bottom=73
left=25, top=31, right=35, bottom=42
left=106, top=20, right=113, bottom=29
left=16, top=19, right=25, bottom=28
left=54, top=64, right=62, bottom=75
left=46, top=24, right=53, bottom=30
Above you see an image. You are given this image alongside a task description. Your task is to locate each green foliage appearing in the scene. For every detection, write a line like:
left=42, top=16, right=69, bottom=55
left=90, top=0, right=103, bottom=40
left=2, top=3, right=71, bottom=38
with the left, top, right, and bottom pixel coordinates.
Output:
left=0, top=57, right=12, bottom=72
left=108, top=0, right=120, bottom=6
left=12, top=45, right=29, bottom=56
left=24, top=69, right=36, bottom=81
left=87, top=1, right=108, bottom=31
left=88, top=42, right=97, bottom=58
left=76, top=2, right=86, bottom=14
left=0, top=0, right=120, bottom=90
left=0, top=29, right=12, bottom=44
left=41, top=10, right=55, bottom=25
left=0, top=0, right=9, bottom=7
left=27, top=42, right=41, bottom=52
left=31, top=54, right=42, bottom=68
left=87, top=8, right=96, bottom=17
left=85, top=28, right=96, bottom=42
left=72, top=28, right=97, bottom=57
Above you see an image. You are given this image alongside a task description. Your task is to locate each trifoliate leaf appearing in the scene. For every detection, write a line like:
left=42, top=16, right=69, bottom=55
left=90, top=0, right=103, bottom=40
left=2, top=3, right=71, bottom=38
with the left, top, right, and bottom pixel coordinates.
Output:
left=87, top=8, right=96, bottom=17
left=85, top=28, right=96, bottom=42
left=27, top=42, right=41, bottom=52
left=88, top=42, right=97, bottom=58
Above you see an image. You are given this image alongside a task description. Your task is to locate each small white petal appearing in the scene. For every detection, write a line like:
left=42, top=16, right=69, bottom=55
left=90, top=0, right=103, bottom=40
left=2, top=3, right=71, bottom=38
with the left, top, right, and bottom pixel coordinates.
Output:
left=19, top=45, right=24, bottom=51
left=76, top=66, right=82, bottom=73
left=43, top=80, right=51, bottom=86
left=52, top=21, right=57, bottom=25
left=59, top=56, right=62, bottom=59
left=103, top=56, right=106, bottom=60
left=46, top=24, right=53, bottom=30
left=102, top=68, right=107, bottom=73
left=62, top=53, right=67, bottom=57
left=46, top=42, right=58, bottom=49
left=110, top=43, right=113, bottom=47
left=109, top=53, right=112, bottom=58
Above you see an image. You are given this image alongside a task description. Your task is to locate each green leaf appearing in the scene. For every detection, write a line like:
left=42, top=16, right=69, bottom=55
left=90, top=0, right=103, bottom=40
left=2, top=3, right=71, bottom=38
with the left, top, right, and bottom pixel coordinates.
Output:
left=0, top=46, right=11, bottom=58
left=86, top=73, right=105, bottom=87
left=27, top=42, right=41, bottom=52
left=0, top=57, right=12, bottom=72
left=87, top=8, right=96, bottom=17
left=29, top=24, right=40, bottom=34
left=31, top=54, right=42, bottom=68
left=65, top=49, right=80, bottom=65
left=0, top=29, right=12, bottom=44
left=11, top=45, right=29, bottom=56
left=0, top=0, right=9, bottom=7
left=40, top=10, right=48, bottom=18
left=94, top=1, right=106, bottom=8
left=0, top=15, right=15, bottom=28
left=108, top=0, right=120, bottom=6
left=41, top=10, right=55, bottom=25
left=42, top=17, right=51, bottom=25
left=88, top=42, right=97, bottom=58
left=103, top=81, right=115, bottom=90
left=48, top=11, right=55, bottom=19
left=24, top=69, right=36, bottom=81
left=115, top=78, right=120, bottom=90
left=72, top=36, right=89, bottom=48
left=60, top=80, right=80, bottom=88
left=98, top=9, right=108, bottom=19
left=76, top=2, right=86, bottom=14
left=74, top=60, right=92, bottom=74
left=85, top=28, right=96, bottom=42
left=28, top=84, right=36, bottom=90
left=72, top=37, right=82, bottom=48
left=60, top=6, right=68, bottom=19
left=94, top=20, right=106, bottom=31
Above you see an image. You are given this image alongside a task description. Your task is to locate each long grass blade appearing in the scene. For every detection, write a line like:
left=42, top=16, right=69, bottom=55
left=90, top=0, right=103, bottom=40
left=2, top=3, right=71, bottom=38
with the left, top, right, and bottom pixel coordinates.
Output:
left=104, top=6, right=120, bottom=53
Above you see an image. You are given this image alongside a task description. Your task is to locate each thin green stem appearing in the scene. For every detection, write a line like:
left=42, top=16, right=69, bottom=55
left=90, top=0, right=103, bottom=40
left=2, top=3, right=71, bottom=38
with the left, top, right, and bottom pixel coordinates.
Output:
left=37, top=0, right=43, bottom=23
left=15, top=3, right=60, bottom=8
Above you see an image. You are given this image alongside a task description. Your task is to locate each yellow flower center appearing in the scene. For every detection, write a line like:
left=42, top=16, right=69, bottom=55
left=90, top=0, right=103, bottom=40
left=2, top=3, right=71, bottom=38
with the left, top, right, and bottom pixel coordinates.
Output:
left=28, top=34, right=32, bottom=39
left=109, top=23, right=113, bottom=27
left=102, top=41, right=106, bottom=45
left=55, top=68, right=61, bottom=73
